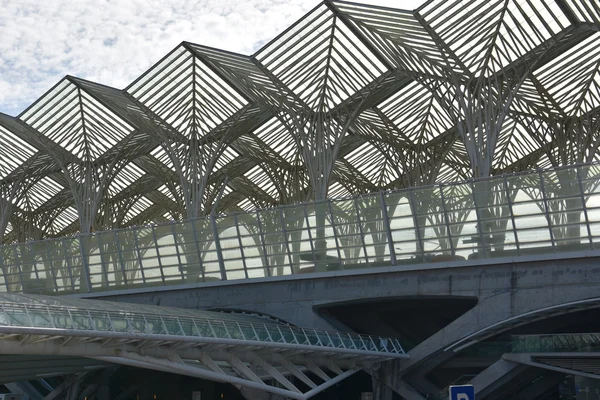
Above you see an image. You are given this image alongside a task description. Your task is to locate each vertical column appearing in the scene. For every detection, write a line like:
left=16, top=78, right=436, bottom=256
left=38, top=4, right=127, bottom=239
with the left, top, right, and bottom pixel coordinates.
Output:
left=353, top=197, right=371, bottom=265
left=408, top=188, right=425, bottom=260
left=538, top=170, right=556, bottom=248
left=470, top=179, right=488, bottom=258
left=255, top=210, right=271, bottom=277
left=577, top=165, right=594, bottom=246
left=95, top=234, right=110, bottom=289
left=379, top=192, right=396, bottom=265
left=26, top=243, right=41, bottom=292
left=169, top=221, right=186, bottom=280
left=113, top=231, right=129, bottom=287
left=76, top=236, right=92, bottom=293
left=131, top=227, right=147, bottom=284
left=0, top=246, right=9, bottom=292
left=210, top=214, right=228, bottom=280
left=278, top=207, right=295, bottom=274
left=233, top=214, right=249, bottom=278
left=438, top=184, right=455, bottom=255
left=61, top=239, right=76, bottom=291
left=190, top=218, right=206, bottom=280
left=45, top=239, right=59, bottom=293
left=503, top=175, right=521, bottom=255
left=327, top=200, right=344, bottom=268
left=303, top=204, right=317, bottom=271
left=150, top=225, right=166, bottom=285
left=371, top=369, right=394, bottom=400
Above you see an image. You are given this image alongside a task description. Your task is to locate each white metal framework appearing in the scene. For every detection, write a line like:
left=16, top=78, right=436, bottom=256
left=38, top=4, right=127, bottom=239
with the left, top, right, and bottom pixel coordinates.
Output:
left=0, top=0, right=598, bottom=243
left=0, top=294, right=406, bottom=399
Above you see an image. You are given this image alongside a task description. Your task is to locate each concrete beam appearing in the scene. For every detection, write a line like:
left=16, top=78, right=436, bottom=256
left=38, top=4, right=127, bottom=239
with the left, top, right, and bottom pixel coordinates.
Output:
left=92, top=253, right=600, bottom=332
left=371, top=366, right=426, bottom=400
left=471, top=359, right=524, bottom=398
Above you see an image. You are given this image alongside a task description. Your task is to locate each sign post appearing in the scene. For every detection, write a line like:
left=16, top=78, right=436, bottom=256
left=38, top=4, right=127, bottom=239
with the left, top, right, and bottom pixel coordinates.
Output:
left=449, top=385, right=475, bottom=400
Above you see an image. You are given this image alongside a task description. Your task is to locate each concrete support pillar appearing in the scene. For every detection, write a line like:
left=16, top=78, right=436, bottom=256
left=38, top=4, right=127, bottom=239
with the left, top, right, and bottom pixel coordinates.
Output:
left=371, top=375, right=393, bottom=400
left=239, top=386, right=289, bottom=400
left=370, top=365, right=426, bottom=400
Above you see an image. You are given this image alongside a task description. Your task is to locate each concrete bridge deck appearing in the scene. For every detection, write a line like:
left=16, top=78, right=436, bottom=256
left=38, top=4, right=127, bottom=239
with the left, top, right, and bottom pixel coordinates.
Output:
left=88, top=247, right=600, bottom=399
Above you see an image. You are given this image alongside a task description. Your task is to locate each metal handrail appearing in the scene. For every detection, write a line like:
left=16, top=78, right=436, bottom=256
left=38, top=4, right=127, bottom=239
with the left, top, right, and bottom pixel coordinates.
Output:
left=512, top=332, right=600, bottom=353
left=1, top=162, right=600, bottom=295
left=0, top=302, right=405, bottom=355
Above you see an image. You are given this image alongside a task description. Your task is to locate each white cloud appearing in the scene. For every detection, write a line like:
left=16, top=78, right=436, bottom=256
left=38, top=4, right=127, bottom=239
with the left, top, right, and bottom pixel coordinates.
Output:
left=0, top=0, right=424, bottom=116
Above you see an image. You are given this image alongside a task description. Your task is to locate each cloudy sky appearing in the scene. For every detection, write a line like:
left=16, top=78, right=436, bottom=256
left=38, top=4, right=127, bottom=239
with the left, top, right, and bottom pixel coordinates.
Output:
left=0, top=0, right=424, bottom=116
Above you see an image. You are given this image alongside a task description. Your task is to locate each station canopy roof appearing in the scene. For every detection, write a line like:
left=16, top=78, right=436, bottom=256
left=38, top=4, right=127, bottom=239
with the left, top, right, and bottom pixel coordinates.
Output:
left=0, top=0, right=599, bottom=242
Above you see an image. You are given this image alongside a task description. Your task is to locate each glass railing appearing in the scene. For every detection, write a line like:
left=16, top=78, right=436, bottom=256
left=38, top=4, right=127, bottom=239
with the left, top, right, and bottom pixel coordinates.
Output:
left=2, top=162, right=600, bottom=295
left=0, top=301, right=405, bottom=357
left=512, top=333, right=600, bottom=353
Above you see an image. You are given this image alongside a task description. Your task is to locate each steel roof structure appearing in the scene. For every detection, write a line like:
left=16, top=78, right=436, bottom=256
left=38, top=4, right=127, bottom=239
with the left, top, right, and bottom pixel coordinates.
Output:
left=0, top=0, right=599, bottom=244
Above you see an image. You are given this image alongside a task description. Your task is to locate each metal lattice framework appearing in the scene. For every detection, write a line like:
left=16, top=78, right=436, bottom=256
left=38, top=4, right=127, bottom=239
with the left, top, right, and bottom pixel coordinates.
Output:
left=0, top=294, right=405, bottom=399
left=0, top=0, right=599, bottom=244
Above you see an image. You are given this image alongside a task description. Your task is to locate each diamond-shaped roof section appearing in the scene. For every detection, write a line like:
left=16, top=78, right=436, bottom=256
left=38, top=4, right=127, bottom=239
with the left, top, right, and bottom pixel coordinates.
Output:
left=419, top=0, right=571, bottom=75
left=378, top=81, right=454, bottom=146
left=19, top=78, right=135, bottom=162
left=330, top=1, right=453, bottom=76
left=255, top=3, right=388, bottom=110
left=127, top=45, right=248, bottom=138
left=536, top=33, right=600, bottom=116
left=0, top=122, right=38, bottom=180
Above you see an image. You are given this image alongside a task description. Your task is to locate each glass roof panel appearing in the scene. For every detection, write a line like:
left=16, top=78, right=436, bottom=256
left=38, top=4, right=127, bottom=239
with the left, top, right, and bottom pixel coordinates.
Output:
left=331, top=1, right=452, bottom=75
left=214, top=146, right=240, bottom=171
left=236, top=197, right=255, bottom=212
left=420, top=0, right=570, bottom=74
left=328, top=181, right=352, bottom=198
left=187, top=44, right=295, bottom=108
left=128, top=45, right=247, bottom=139
left=255, top=4, right=387, bottom=110
left=150, top=146, right=175, bottom=171
left=243, top=165, right=278, bottom=199
left=108, top=162, right=146, bottom=196
left=567, top=0, right=600, bottom=23
left=17, top=176, right=63, bottom=210
left=51, top=206, right=79, bottom=234
left=343, top=141, right=399, bottom=187
left=492, top=118, right=541, bottom=171
left=535, top=33, right=600, bottom=116
left=0, top=125, right=38, bottom=180
left=158, top=184, right=177, bottom=202
left=20, top=80, right=134, bottom=161
left=253, top=118, right=298, bottom=163
left=122, top=196, right=154, bottom=224
left=379, top=81, right=453, bottom=145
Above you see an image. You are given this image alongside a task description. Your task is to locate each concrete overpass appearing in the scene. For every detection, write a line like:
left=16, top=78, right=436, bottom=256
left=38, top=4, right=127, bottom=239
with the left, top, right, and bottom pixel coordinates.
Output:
left=87, top=249, right=600, bottom=399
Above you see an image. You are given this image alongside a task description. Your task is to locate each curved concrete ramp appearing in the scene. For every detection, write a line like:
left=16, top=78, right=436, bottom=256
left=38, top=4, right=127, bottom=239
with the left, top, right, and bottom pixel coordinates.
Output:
left=0, top=294, right=406, bottom=400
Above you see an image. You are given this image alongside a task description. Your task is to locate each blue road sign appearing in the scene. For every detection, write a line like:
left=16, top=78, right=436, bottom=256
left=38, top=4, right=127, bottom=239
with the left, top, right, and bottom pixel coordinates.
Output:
left=449, top=385, right=475, bottom=400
